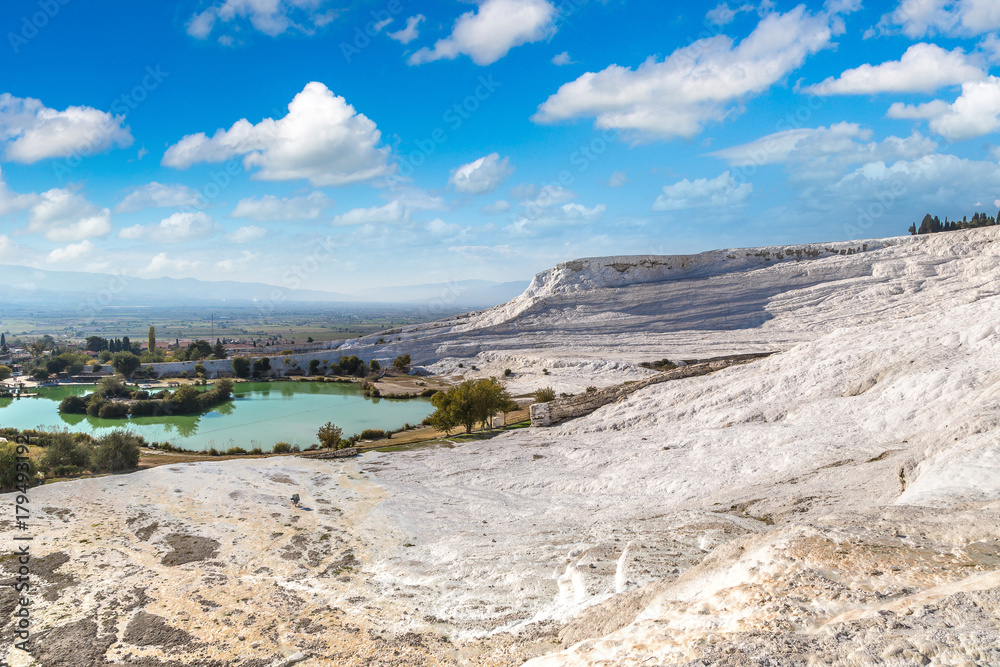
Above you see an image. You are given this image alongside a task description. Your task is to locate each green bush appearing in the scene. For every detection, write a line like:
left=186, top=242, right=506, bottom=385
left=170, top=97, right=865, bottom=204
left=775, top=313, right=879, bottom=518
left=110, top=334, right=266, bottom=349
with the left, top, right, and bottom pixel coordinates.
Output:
left=98, top=402, right=130, bottom=419
left=273, top=442, right=292, bottom=453
left=504, top=368, right=512, bottom=377
left=533, top=387, right=556, bottom=403
left=59, top=395, right=89, bottom=414
left=0, top=442, right=34, bottom=491
left=358, top=428, right=386, bottom=441
left=420, top=388, right=439, bottom=397
left=43, top=432, right=90, bottom=471
left=86, top=396, right=106, bottom=416
left=90, top=429, right=142, bottom=472
left=226, top=447, right=248, bottom=455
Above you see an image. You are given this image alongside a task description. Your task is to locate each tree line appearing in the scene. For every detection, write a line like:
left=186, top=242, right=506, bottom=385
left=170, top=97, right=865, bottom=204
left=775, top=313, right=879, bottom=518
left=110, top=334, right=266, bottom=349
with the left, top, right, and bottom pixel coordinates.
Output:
left=908, top=210, right=1000, bottom=235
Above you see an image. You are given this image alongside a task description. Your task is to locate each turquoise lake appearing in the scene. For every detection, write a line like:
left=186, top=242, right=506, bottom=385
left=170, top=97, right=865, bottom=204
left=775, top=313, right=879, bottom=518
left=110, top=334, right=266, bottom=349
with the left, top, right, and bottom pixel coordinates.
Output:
left=0, top=381, right=433, bottom=451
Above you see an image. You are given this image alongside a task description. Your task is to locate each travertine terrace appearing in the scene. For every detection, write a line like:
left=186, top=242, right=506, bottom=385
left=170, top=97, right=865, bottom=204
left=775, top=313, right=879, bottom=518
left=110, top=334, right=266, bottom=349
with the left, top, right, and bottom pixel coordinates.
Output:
left=5, top=228, right=1000, bottom=666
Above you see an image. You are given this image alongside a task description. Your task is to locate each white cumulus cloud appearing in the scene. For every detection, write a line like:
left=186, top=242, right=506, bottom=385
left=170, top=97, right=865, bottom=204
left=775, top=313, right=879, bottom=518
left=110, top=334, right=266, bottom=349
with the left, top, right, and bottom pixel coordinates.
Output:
left=227, top=225, right=269, bottom=243
left=888, top=75, right=1000, bottom=140
left=0, top=93, right=132, bottom=163
left=26, top=188, right=112, bottom=242
left=806, top=43, right=984, bottom=95
left=230, top=192, right=330, bottom=220
left=187, top=0, right=339, bottom=39
left=388, top=14, right=425, bottom=44
left=47, top=240, right=95, bottom=264
left=115, top=182, right=204, bottom=213
left=119, top=211, right=218, bottom=243
left=331, top=200, right=406, bottom=226
left=410, top=0, right=557, bottom=66
left=709, top=123, right=937, bottom=182
left=45, top=241, right=95, bottom=264
left=449, top=153, right=514, bottom=194
left=653, top=171, right=753, bottom=211
left=872, top=0, right=1000, bottom=37
left=534, top=6, right=840, bottom=140
left=162, top=82, right=393, bottom=187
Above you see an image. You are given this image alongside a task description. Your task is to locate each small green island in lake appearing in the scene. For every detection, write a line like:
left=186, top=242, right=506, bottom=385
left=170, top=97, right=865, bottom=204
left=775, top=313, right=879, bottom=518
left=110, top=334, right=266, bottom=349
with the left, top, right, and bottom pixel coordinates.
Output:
left=59, top=378, right=234, bottom=419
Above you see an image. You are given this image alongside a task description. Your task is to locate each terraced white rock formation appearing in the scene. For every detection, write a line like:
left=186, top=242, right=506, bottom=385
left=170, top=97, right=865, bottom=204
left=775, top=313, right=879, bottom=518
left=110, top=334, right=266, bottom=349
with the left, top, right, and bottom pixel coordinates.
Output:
left=5, top=227, right=1000, bottom=666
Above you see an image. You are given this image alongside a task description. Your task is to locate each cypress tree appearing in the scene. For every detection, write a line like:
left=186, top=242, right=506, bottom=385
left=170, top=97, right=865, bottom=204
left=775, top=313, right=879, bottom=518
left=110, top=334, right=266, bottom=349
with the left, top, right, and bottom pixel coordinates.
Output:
left=0, top=333, right=6, bottom=350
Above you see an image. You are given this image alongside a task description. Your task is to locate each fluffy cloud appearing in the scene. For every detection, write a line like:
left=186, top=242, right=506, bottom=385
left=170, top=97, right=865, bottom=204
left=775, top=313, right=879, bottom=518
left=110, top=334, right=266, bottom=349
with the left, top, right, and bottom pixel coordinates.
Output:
left=551, top=51, right=573, bottom=65
left=230, top=192, right=329, bottom=220
left=119, top=211, right=218, bottom=243
left=505, top=202, right=606, bottom=236
left=227, top=225, right=269, bottom=243
left=142, top=253, right=203, bottom=277
left=709, top=123, right=938, bottom=181
left=26, top=188, right=113, bottom=242
left=163, top=82, right=393, bottom=187
left=47, top=240, right=95, bottom=264
left=448, top=153, right=514, bottom=194
left=806, top=43, right=984, bottom=95
left=607, top=171, right=628, bottom=187
left=187, top=0, right=338, bottom=39
left=872, top=0, right=1000, bottom=37
left=888, top=76, right=1000, bottom=140
left=652, top=171, right=753, bottom=211
left=331, top=200, right=406, bottom=226
left=534, top=7, right=839, bottom=140
left=410, top=0, right=557, bottom=66
left=115, top=182, right=204, bottom=213
left=706, top=2, right=757, bottom=25
left=823, top=153, right=1000, bottom=212
left=481, top=200, right=511, bottom=214
left=0, top=235, right=18, bottom=260
left=0, top=168, right=36, bottom=216
left=0, top=93, right=132, bottom=163
left=388, top=14, right=425, bottom=44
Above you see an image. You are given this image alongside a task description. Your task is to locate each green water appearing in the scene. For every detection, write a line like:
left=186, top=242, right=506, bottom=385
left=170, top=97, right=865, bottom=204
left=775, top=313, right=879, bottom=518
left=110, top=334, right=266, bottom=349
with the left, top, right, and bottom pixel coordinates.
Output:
left=0, top=382, right=433, bottom=452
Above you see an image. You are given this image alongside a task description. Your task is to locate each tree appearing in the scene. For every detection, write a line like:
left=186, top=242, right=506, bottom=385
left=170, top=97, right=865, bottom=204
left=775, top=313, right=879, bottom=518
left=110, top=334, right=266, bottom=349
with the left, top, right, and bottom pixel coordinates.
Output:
left=0, top=365, right=11, bottom=382
left=317, top=422, right=343, bottom=449
left=369, top=359, right=381, bottom=373
left=232, top=356, right=251, bottom=379
left=172, top=384, right=200, bottom=411
left=908, top=223, right=917, bottom=235
left=148, top=326, right=156, bottom=354
left=308, top=359, right=320, bottom=375
left=918, top=213, right=934, bottom=234
left=252, top=357, right=271, bottom=378
left=111, top=352, right=141, bottom=378
left=429, top=390, right=459, bottom=435
left=428, top=378, right=510, bottom=434
left=393, top=354, right=411, bottom=369
left=212, top=342, right=227, bottom=359
left=0, top=333, right=6, bottom=350
left=85, top=336, right=108, bottom=353
left=214, top=379, right=234, bottom=401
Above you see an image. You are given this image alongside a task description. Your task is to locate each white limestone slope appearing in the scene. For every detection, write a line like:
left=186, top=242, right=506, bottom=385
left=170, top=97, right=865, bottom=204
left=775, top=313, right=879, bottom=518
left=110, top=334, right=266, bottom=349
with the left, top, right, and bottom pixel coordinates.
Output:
left=355, top=227, right=1000, bottom=664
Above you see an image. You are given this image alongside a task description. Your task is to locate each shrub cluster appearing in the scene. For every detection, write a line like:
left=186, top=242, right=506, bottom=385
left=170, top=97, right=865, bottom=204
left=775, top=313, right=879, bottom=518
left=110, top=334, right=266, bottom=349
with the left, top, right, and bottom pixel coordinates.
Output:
left=59, top=378, right=234, bottom=419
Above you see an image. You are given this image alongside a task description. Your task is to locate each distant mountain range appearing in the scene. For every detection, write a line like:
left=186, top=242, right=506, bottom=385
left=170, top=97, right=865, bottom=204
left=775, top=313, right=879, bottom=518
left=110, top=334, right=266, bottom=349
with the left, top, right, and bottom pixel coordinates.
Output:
left=0, top=265, right=528, bottom=310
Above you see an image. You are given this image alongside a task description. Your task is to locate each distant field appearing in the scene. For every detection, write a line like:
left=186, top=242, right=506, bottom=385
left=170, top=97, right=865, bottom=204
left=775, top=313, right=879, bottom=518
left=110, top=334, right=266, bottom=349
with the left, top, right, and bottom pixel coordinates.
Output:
left=0, top=303, right=466, bottom=342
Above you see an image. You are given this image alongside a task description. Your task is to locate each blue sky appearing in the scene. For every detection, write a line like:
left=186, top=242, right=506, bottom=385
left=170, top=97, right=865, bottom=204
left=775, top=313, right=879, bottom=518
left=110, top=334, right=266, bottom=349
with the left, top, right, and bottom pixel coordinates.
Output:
left=2, top=0, right=1000, bottom=294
